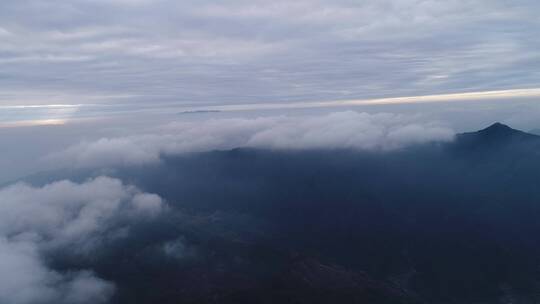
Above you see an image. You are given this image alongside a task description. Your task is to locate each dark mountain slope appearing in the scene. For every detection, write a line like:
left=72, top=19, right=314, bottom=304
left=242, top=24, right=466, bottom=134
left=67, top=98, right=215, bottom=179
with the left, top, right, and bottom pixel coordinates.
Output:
left=13, top=123, right=540, bottom=304
left=454, top=122, right=540, bottom=152
left=460, top=122, right=538, bottom=141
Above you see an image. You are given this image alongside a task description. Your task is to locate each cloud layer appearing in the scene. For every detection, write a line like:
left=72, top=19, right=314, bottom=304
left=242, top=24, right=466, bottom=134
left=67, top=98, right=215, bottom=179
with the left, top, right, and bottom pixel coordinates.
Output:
left=0, top=0, right=539, bottom=108
left=49, top=111, right=454, bottom=168
left=0, top=177, right=164, bottom=304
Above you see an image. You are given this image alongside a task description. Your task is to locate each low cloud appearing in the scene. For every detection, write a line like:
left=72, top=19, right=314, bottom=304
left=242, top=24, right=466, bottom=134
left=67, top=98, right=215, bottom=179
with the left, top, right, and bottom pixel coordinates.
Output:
left=0, top=238, right=113, bottom=304
left=0, top=176, right=165, bottom=304
left=48, top=111, right=454, bottom=169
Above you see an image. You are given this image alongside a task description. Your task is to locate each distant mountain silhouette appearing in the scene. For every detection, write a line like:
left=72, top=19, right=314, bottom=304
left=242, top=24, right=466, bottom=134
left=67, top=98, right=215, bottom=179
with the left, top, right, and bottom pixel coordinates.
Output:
left=459, top=122, right=538, bottom=141
left=454, top=122, right=540, bottom=152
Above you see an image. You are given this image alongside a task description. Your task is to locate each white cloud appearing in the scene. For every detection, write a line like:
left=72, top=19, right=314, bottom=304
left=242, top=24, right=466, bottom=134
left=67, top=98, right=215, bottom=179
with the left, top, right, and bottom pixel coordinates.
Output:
left=48, top=111, right=454, bottom=169
left=0, top=238, right=114, bottom=304
left=0, top=176, right=165, bottom=304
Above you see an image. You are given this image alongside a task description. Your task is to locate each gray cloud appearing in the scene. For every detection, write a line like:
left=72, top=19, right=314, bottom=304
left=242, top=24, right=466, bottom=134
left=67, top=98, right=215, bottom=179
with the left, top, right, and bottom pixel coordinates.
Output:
left=48, top=111, right=454, bottom=168
left=0, top=238, right=113, bottom=304
left=0, top=0, right=538, bottom=109
left=0, top=176, right=165, bottom=304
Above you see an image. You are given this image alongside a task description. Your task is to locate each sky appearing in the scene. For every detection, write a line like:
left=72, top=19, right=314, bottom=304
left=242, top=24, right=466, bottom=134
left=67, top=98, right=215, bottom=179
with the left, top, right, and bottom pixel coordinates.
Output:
left=2, top=3, right=540, bottom=302
left=1, top=0, right=539, bottom=108
left=1, top=0, right=540, bottom=181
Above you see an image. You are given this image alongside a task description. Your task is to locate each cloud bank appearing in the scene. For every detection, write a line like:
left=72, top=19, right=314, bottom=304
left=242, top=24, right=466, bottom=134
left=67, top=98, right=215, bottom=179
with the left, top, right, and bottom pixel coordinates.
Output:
left=0, top=177, right=164, bottom=304
left=49, top=111, right=454, bottom=168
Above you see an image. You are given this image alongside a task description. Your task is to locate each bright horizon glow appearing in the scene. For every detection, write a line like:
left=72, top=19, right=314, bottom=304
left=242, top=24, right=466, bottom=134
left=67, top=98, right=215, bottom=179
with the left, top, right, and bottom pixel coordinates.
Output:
left=3, top=87, right=540, bottom=125
left=0, top=119, right=67, bottom=128
left=187, top=87, right=540, bottom=112
left=0, top=104, right=84, bottom=109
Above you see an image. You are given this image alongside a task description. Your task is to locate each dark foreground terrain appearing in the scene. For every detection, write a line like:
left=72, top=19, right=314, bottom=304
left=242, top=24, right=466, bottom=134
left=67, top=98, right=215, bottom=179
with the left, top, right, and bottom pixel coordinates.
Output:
left=25, top=123, right=540, bottom=303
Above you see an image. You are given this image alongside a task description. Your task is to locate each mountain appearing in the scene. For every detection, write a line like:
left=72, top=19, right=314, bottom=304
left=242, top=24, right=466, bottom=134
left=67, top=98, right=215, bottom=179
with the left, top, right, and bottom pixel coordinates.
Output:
left=457, top=122, right=539, bottom=144
left=12, top=122, right=540, bottom=304
left=452, top=122, right=540, bottom=155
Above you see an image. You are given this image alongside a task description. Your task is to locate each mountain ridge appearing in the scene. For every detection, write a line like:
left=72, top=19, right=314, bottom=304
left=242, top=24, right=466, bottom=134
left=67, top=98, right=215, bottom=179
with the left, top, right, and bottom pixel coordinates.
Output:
left=453, top=122, right=540, bottom=151
left=459, top=122, right=538, bottom=139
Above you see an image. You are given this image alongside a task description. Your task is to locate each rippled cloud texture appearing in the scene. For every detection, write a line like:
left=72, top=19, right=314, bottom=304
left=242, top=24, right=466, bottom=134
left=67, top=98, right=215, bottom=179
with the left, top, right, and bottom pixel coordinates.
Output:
left=1, top=0, right=539, bottom=106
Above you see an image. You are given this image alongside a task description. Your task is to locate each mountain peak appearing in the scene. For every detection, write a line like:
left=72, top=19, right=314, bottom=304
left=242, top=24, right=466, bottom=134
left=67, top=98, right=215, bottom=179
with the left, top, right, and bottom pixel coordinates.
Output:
left=478, top=122, right=516, bottom=136
left=488, top=122, right=508, bottom=128
left=456, top=122, right=539, bottom=150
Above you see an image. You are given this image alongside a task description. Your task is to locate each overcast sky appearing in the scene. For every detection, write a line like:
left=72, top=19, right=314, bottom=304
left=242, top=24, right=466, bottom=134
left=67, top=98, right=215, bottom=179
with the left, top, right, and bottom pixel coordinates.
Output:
left=1, top=0, right=539, bottom=108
